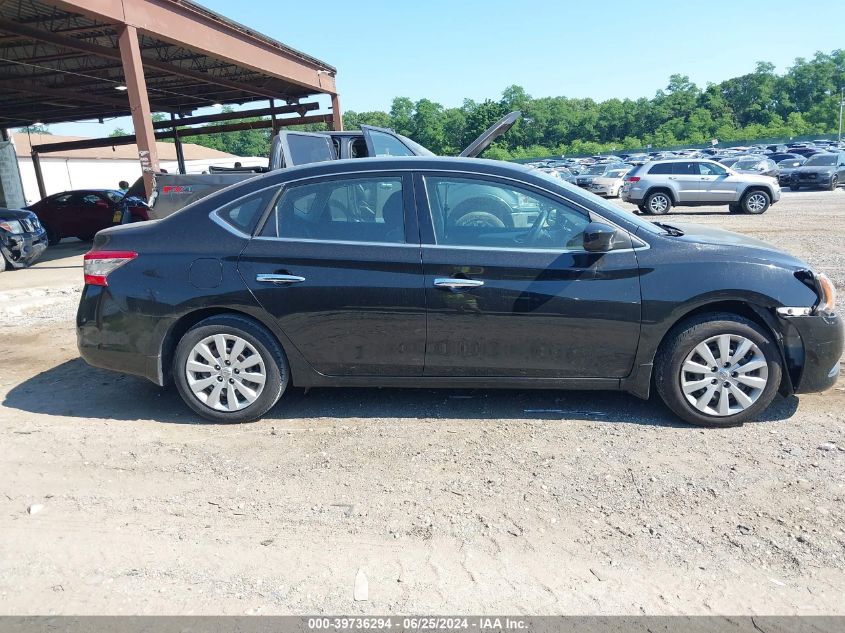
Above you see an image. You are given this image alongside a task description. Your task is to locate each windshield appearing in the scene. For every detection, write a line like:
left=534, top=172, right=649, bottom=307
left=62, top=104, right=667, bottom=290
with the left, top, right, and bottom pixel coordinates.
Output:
left=777, top=159, right=803, bottom=167
left=734, top=159, right=762, bottom=170
left=585, top=165, right=606, bottom=175
left=606, top=169, right=628, bottom=178
left=804, top=154, right=836, bottom=166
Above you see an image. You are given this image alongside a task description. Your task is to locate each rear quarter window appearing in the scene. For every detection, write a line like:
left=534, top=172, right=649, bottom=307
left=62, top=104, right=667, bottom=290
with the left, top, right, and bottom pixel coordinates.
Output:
left=214, top=189, right=277, bottom=234
left=648, top=163, right=673, bottom=175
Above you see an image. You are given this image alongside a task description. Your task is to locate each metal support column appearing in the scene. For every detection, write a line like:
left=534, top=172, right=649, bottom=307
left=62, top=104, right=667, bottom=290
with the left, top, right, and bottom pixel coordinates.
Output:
left=118, top=25, right=159, bottom=199
left=171, top=113, right=186, bottom=175
left=31, top=150, right=46, bottom=200
left=269, top=98, right=279, bottom=135
left=330, top=93, right=343, bottom=131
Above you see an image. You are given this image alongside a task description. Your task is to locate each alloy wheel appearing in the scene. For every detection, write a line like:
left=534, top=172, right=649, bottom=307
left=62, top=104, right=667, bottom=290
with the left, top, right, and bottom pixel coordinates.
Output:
left=745, top=193, right=767, bottom=213
left=185, top=334, right=266, bottom=411
left=649, top=194, right=669, bottom=214
left=680, top=333, right=769, bottom=417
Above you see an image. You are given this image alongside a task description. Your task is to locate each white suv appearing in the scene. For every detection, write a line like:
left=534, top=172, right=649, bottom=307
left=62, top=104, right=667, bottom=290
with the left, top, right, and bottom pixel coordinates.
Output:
left=620, top=159, right=781, bottom=215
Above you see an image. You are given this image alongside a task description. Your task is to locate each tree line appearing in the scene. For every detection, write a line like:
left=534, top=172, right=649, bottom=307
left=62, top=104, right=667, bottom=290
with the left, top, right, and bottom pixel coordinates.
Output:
left=114, top=49, right=845, bottom=160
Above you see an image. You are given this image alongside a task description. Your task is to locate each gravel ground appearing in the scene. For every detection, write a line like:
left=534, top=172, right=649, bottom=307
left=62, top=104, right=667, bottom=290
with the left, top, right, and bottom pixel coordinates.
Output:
left=0, top=190, right=843, bottom=615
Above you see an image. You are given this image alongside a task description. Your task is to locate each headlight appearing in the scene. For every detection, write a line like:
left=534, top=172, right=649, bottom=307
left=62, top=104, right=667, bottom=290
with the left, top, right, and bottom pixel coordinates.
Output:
left=0, top=220, right=23, bottom=234
left=815, top=272, right=836, bottom=315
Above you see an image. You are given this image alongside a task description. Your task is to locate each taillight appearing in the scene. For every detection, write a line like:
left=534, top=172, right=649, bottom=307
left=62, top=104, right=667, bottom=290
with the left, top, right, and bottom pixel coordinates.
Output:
left=83, top=250, right=137, bottom=286
left=626, top=176, right=641, bottom=182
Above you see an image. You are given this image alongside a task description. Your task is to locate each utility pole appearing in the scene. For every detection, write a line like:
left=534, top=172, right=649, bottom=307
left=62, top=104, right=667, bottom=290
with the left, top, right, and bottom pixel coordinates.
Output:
left=839, top=87, right=844, bottom=144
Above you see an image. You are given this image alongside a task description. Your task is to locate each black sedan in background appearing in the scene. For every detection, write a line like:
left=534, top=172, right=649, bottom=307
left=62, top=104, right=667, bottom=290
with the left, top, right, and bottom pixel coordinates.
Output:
left=77, top=157, right=842, bottom=427
left=789, top=152, right=845, bottom=191
left=0, top=208, right=47, bottom=272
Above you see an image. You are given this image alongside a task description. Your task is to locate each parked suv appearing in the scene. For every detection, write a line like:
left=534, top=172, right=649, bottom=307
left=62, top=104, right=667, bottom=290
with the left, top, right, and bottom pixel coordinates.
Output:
left=621, top=159, right=781, bottom=215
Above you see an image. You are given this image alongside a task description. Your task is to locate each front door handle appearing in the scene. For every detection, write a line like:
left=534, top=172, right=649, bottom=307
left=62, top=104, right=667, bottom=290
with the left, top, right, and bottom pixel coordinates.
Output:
left=256, top=273, right=305, bottom=284
left=433, top=277, right=484, bottom=289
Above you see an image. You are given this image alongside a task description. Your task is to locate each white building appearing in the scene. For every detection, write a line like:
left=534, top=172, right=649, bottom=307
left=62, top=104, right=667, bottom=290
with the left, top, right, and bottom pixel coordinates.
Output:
left=13, top=132, right=267, bottom=205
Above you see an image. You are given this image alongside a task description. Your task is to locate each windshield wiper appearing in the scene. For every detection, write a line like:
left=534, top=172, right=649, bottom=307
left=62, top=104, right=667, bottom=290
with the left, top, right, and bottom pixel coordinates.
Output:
left=653, top=222, right=685, bottom=236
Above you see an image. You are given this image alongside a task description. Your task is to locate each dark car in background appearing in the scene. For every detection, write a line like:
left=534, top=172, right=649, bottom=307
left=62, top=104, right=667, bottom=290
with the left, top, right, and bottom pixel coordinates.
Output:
left=77, top=156, right=841, bottom=428
left=28, top=189, right=149, bottom=245
left=0, top=208, right=47, bottom=272
left=789, top=152, right=845, bottom=191
left=776, top=157, right=806, bottom=186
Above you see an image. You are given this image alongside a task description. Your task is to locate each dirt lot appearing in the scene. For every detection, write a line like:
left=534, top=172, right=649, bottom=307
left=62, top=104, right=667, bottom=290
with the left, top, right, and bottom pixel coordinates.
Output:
left=1, top=190, right=843, bottom=615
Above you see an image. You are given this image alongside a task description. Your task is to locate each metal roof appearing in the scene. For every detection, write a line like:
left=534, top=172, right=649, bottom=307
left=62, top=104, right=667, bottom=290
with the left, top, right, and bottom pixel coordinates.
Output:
left=0, top=0, right=337, bottom=128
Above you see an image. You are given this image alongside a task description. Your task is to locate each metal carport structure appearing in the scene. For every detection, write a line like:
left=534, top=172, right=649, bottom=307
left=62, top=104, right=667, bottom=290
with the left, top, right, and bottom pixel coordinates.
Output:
left=0, top=0, right=340, bottom=199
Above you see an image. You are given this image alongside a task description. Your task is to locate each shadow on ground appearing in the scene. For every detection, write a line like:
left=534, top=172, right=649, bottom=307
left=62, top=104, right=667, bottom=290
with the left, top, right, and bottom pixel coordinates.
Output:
left=3, top=357, right=800, bottom=428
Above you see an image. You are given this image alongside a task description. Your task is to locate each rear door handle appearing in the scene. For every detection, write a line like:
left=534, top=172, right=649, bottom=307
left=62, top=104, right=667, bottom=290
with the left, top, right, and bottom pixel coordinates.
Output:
left=434, top=277, right=484, bottom=289
left=256, top=273, right=305, bottom=284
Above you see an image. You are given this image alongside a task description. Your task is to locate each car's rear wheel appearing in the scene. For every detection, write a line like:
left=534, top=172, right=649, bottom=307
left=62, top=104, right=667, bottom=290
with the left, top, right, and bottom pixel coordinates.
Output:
left=741, top=190, right=770, bottom=214
left=645, top=191, right=672, bottom=215
left=655, top=313, right=781, bottom=427
left=173, top=314, right=288, bottom=423
left=829, top=175, right=838, bottom=191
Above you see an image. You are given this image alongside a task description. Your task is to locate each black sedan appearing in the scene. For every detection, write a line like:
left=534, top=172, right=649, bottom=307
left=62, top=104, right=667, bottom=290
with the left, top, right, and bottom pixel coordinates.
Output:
left=77, top=157, right=842, bottom=427
left=0, top=208, right=47, bottom=272
left=789, top=152, right=845, bottom=191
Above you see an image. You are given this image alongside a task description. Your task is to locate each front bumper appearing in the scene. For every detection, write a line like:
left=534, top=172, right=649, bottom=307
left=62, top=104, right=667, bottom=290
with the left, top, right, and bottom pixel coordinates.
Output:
left=785, top=312, right=843, bottom=393
left=791, top=173, right=835, bottom=188
left=0, top=229, right=47, bottom=268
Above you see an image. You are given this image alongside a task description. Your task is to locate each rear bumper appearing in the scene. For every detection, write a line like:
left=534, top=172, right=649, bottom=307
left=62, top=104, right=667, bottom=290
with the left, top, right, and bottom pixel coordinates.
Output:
left=76, top=284, right=167, bottom=385
left=787, top=313, right=843, bottom=393
left=1, top=229, right=47, bottom=268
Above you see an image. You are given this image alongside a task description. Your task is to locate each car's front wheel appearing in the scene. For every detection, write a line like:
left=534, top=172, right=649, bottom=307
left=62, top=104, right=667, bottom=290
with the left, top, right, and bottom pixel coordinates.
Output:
left=173, top=314, right=288, bottom=423
left=45, top=227, right=60, bottom=246
left=829, top=175, right=839, bottom=191
left=741, top=190, right=770, bottom=214
left=644, top=191, right=672, bottom=215
left=655, top=313, right=782, bottom=427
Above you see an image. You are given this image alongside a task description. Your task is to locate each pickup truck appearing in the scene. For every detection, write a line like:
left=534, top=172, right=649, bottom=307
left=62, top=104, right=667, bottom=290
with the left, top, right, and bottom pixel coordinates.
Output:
left=147, top=112, right=520, bottom=219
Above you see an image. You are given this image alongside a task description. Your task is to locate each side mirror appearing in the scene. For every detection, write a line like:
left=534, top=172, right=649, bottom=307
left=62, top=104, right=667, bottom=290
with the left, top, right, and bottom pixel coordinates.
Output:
left=583, top=222, right=618, bottom=253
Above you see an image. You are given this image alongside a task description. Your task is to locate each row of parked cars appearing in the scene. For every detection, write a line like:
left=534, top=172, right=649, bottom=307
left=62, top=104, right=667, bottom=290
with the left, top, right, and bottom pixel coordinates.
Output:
left=532, top=139, right=845, bottom=196
left=0, top=189, right=149, bottom=272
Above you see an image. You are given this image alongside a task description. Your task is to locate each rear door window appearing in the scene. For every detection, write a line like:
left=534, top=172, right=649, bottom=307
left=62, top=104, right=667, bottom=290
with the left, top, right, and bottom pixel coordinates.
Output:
left=261, top=176, right=407, bottom=244
left=672, top=162, right=699, bottom=175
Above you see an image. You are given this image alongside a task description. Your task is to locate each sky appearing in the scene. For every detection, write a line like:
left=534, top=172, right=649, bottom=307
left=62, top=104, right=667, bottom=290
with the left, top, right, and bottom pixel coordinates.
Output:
left=50, top=0, right=844, bottom=138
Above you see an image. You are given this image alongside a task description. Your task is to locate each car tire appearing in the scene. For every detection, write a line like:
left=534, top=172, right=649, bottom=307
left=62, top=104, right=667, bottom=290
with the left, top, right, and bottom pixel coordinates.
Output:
left=829, top=175, right=838, bottom=191
left=644, top=191, right=672, bottom=215
left=741, top=189, right=770, bottom=214
left=453, top=211, right=506, bottom=228
left=728, top=203, right=742, bottom=214
left=450, top=196, right=513, bottom=228
left=173, top=314, right=289, bottom=423
left=654, top=312, right=782, bottom=427
left=0, top=252, right=6, bottom=273
left=45, top=227, right=60, bottom=246
left=790, top=185, right=801, bottom=192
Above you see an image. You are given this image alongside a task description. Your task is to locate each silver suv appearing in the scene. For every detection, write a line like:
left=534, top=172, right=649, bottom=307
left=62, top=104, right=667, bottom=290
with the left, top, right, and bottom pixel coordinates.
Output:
left=620, top=159, right=781, bottom=215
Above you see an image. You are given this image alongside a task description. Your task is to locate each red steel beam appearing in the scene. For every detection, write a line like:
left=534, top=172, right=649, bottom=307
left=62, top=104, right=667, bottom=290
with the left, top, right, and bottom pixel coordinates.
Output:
left=48, top=0, right=337, bottom=95
left=119, top=24, right=159, bottom=199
